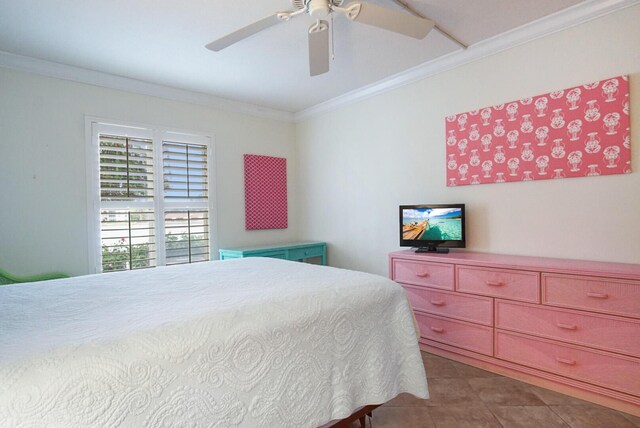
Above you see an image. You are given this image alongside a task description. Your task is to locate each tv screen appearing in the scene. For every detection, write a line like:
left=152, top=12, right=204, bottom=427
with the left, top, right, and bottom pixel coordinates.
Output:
left=400, top=204, right=465, bottom=253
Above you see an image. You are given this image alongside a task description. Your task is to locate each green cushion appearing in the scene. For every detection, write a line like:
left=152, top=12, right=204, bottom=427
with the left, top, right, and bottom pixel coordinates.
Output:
left=0, top=268, right=69, bottom=285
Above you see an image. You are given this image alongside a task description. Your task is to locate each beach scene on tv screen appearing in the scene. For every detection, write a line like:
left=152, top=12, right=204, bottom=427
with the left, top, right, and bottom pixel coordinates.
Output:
left=402, top=208, right=462, bottom=241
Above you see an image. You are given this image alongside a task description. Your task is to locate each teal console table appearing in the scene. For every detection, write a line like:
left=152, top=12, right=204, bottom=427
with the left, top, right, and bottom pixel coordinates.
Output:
left=219, top=241, right=326, bottom=265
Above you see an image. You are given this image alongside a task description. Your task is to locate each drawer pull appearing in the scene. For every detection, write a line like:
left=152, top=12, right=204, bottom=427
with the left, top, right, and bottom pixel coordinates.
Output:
left=430, top=326, right=444, bottom=333
left=586, top=292, right=609, bottom=299
left=429, top=299, right=445, bottom=306
left=555, top=357, right=577, bottom=366
left=556, top=323, right=577, bottom=331
left=485, top=280, right=504, bottom=287
left=415, top=271, right=430, bottom=278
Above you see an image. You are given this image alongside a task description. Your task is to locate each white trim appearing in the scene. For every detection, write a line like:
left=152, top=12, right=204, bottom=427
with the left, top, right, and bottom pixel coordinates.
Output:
left=153, top=129, right=166, bottom=266
left=94, top=123, right=154, bottom=139
left=0, top=51, right=294, bottom=123
left=294, top=0, right=640, bottom=121
left=163, top=201, right=211, bottom=210
left=85, top=115, right=215, bottom=142
left=100, top=201, right=156, bottom=210
left=161, top=130, right=210, bottom=146
left=85, top=118, right=101, bottom=274
left=206, top=140, right=219, bottom=260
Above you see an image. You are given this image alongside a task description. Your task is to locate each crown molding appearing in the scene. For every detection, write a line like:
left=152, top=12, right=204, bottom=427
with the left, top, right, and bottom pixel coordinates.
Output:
left=0, top=51, right=294, bottom=123
left=1, top=0, right=637, bottom=123
left=294, top=0, right=640, bottom=122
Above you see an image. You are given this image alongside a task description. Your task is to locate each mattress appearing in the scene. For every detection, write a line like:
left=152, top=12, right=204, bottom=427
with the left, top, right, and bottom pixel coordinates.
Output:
left=0, top=257, right=428, bottom=427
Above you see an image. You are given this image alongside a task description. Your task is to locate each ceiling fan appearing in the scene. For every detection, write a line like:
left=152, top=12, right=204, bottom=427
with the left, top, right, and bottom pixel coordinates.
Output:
left=205, top=0, right=436, bottom=76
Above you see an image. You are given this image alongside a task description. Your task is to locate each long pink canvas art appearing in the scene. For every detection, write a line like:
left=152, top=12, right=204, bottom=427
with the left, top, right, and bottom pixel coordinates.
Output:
left=244, top=154, right=288, bottom=230
left=446, top=75, right=631, bottom=186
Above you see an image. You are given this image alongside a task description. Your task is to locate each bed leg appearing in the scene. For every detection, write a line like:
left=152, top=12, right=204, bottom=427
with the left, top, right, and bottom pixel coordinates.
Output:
left=331, top=404, right=378, bottom=428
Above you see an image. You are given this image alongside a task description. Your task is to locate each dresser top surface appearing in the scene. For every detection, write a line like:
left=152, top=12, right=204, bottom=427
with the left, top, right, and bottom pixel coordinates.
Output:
left=220, top=241, right=325, bottom=252
left=390, top=250, right=640, bottom=279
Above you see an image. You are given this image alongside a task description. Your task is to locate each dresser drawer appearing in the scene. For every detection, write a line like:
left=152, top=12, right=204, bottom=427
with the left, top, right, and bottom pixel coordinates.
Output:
left=288, top=246, right=324, bottom=260
left=253, top=251, right=287, bottom=259
left=392, top=260, right=454, bottom=290
left=495, top=330, right=640, bottom=396
left=495, top=300, right=640, bottom=357
left=415, top=312, right=493, bottom=356
left=542, top=274, right=640, bottom=318
left=457, top=266, right=540, bottom=303
left=404, top=286, right=493, bottom=326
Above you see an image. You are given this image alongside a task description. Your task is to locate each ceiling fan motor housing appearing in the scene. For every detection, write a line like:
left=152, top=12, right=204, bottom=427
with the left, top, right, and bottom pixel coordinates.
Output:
left=307, top=0, right=331, bottom=19
left=294, top=0, right=344, bottom=11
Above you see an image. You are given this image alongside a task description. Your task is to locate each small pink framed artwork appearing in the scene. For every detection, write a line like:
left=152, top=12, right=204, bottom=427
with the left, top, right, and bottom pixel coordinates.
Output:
left=244, top=154, right=288, bottom=230
left=445, top=75, right=631, bottom=186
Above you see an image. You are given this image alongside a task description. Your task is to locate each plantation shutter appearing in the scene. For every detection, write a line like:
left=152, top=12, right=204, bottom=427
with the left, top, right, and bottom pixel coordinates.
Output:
left=99, top=135, right=154, bottom=200
left=99, top=134, right=156, bottom=272
left=162, top=141, right=208, bottom=199
left=162, top=141, right=210, bottom=265
left=164, top=210, right=210, bottom=265
left=90, top=122, right=213, bottom=273
left=100, top=210, right=156, bottom=271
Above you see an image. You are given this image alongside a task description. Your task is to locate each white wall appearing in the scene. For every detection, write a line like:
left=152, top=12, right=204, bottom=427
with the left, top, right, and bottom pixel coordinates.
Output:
left=0, top=69, right=296, bottom=276
left=296, top=6, right=640, bottom=276
left=2, top=7, right=639, bottom=279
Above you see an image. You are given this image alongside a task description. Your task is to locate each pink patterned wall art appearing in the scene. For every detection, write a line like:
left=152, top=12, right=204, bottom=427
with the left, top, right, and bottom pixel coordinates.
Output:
left=445, top=75, right=631, bottom=186
left=244, top=154, right=288, bottom=230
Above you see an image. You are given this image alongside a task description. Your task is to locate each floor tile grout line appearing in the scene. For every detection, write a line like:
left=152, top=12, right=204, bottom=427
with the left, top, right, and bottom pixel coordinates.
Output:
left=483, top=403, right=508, bottom=428
left=546, top=404, right=574, bottom=428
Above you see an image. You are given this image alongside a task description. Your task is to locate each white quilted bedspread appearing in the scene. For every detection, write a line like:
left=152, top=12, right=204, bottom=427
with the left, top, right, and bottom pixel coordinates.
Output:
left=0, top=257, right=428, bottom=427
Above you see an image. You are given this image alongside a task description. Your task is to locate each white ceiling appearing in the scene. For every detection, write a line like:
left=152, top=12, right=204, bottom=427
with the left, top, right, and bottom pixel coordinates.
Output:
left=0, top=0, right=617, bottom=114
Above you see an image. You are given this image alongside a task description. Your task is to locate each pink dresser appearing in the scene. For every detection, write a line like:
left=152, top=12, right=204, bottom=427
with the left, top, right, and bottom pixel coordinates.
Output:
left=389, top=250, right=640, bottom=416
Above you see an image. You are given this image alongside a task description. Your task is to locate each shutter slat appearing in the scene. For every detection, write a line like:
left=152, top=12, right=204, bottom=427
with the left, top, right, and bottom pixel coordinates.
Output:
left=163, top=173, right=208, bottom=179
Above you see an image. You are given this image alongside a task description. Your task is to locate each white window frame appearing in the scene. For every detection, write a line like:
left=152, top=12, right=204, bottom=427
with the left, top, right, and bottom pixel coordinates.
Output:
left=85, top=117, right=218, bottom=274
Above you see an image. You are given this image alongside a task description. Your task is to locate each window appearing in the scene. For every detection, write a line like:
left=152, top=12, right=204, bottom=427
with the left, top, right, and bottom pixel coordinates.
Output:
left=87, top=120, right=215, bottom=273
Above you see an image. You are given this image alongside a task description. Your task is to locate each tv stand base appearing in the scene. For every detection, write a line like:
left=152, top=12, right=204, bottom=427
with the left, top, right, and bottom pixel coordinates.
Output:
left=415, top=246, right=449, bottom=253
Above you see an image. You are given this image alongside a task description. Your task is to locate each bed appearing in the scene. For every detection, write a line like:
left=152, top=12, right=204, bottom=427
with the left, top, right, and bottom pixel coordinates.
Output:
left=0, top=257, right=428, bottom=427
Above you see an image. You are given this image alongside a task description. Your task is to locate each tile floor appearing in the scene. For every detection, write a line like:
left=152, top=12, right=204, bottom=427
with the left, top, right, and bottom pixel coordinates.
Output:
left=351, top=351, right=640, bottom=428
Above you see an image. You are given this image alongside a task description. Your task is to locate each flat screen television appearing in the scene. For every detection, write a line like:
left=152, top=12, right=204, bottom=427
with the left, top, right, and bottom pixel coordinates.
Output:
left=399, top=204, right=465, bottom=253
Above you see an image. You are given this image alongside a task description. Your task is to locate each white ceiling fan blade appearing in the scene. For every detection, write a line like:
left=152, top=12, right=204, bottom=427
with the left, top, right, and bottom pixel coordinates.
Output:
left=206, top=14, right=281, bottom=52
left=308, top=20, right=329, bottom=77
left=347, top=2, right=434, bottom=39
